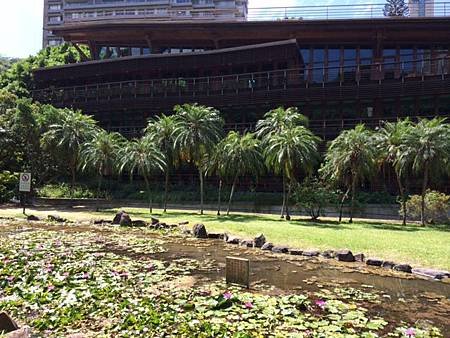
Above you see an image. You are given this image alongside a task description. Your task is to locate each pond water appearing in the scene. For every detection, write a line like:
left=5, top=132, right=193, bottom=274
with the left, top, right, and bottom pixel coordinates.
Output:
left=1, top=221, right=449, bottom=336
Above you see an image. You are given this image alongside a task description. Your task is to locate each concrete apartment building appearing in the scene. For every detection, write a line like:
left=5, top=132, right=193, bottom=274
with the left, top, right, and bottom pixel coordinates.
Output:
left=409, top=0, right=435, bottom=17
left=43, top=0, right=248, bottom=47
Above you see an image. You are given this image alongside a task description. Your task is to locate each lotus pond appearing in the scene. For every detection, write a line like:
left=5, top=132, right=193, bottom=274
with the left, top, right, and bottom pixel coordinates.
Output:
left=0, top=220, right=448, bottom=337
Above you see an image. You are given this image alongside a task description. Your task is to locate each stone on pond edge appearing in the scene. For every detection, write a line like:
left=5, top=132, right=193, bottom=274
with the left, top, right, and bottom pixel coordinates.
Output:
left=182, top=224, right=448, bottom=281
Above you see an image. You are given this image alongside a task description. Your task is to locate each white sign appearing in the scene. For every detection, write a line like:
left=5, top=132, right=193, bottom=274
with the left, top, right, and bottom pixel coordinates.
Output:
left=19, top=173, right=31, bottom=192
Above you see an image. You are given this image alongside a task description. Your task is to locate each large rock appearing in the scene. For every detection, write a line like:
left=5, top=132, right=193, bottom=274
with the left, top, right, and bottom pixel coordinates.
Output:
left=366, top=258, right=383, bottom=267
left=253, top=234, right=266, bottom=248
left=150, top=217, right=159, bottom=225
left=302, top=250, right=320, bottom=257
left=226, top=237, right=240, bottom=245
left=119, top=213, right=132, bottom=227
left=412, top=268, right=450, bottom=280
left=0, top=312, right=18, bottom=333
left=335, top=250, right=355, bottom=262
left=26, top=215, right=39, bottom=222
left=240, top=240, right=254, bottom=248
left=272, top=246, right=289, bottom=254
left=192, top=224, right=208, bottom=239
left=112, top=211, right=126, bottom=224
left=393, top=264, right=412, bottom=273
left=289, top=249, right=303, bottom=256
left=48, top=214, right=66, bottom=223
left=131, top=220, right=147, bottom=227
left=207, top=233, right=223, bottom=239
left=261, top=242, right=274, bottom=251
left=382, top=261, right=396, bottom=269
left=321, top=250, right=335, bottom=259
left=354, top=253, right=365, bottom=262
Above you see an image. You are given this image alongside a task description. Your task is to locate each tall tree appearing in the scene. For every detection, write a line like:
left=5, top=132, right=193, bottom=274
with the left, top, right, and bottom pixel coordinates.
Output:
left=119, top=137, right=165, bottom=214
left=320, top=125, right=378, bottom=223
left=214, top=132, right=265, bottom=216
left=41, top=110, right=97, bottom=188
left=80, top=129, right=125, bottom=198
left=145, top=114, right=178, bottom=213
left=173, top=104, right=224, bottom=215
left=383, top=0, right=410, bottom=17
left=376, top=119, right=414, bottom=225
left=256, top=107, right=309, bottom=218
left=264, top=126, right=320, bottom=220
left=398, top=118, right=450, bottom=226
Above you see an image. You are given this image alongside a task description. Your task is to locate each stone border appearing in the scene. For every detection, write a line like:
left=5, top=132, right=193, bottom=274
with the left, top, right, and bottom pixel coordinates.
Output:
left=19, top=213, right=450, bottom=282
left=187, top=222, right=450, bottom=282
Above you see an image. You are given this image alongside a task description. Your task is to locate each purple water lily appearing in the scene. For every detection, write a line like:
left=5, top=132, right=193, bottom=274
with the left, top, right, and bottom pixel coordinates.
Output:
left=244, top=301, right=253, bottom=309
left=223, top=291, right=232, bottom=300
left=405, top=328, right=416, bottom=337
left=315, top=299, right=326, bottom=309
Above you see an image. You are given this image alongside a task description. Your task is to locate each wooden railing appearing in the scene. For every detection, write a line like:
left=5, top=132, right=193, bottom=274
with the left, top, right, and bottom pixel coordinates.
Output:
left=33, top=56, right=450, bottom=106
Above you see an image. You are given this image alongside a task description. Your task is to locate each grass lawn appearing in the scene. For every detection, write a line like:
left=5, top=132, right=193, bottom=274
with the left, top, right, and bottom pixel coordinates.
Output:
left=1, top=205, right=449, bottom=270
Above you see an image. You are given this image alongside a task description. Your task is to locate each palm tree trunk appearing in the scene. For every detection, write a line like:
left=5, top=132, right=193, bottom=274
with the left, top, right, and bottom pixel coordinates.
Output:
left=70, top=155, right=77, bottom=193
left=217, top=179, right=222, bottom=216
left=144, top=175, right=152, bottom=214
left=395, top=170, right=407, bottom=226
left=285, top=179, right=292, bottom=221
left=96, top=174, right=102, bottom=212
left=349, top=176, right=356, bottom=224
left=163, top=170, right=169, bottom=213
left=280, top=173, right=286, bottom=219
left=227, top=174, right=238, bottom=216
left=339, top=187, right=350, bottom=223
left=199, top=169, right=204, bottom=215
left=421, top=164, right=429, bottom=226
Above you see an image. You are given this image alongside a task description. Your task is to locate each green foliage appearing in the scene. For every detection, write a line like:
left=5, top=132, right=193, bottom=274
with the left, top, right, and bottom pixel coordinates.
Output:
left=37, top=183, right=97, bottom=199
left=405, top=190, right=450, bottom=224
left=0, top=171, right=18, bottom=203
left=0, top=56, right=20, bottom=75
left=0, top=44, right=89, bottom=97
left=293, top=178, right=339, bottom=220
left=383, top=0, right=410, bottom=16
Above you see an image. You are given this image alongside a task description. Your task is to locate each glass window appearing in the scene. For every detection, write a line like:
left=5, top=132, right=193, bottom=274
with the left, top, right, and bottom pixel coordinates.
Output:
left=360, top=48, right=373, bottom=65
left=300, top=48, right=310, bottom=66
left=400, top=49, right=414, bottom=74
left=328, top=48, right=340, bottom=82
left=312, top=48, right=325, bottom=83
left=383, top=48, right=397, bottom=70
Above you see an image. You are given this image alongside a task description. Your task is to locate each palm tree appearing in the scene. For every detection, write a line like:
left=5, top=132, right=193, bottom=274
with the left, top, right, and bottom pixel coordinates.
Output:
left=376, top=119, right=414, bottom=225
left=256, top=106, right=309, bottom=218
left=80, top=129, right=125, bottom=199
left=173, top=104, right=224, bottom=215
left=398, top=118, right=450, bottom=226
left=256, top=106, right=309, bottom=140
left=118, top=137, right=165, bottom=214
left=203, top=143, right=226, bottom=216
left=215, top=131, right=265, bottom=216
left=41, top=109, right=97, bottom=188
left=264, top=126, right=320, bottom=220
left=145, top=114, right=178, bottom=213
left=320, top=124, right=378, bottom=223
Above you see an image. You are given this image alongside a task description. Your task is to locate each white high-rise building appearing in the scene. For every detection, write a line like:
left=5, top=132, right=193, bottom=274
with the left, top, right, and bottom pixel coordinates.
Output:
left=43, top=0, right=248, bottom=47
left=409, top=0, right=435, bottom=17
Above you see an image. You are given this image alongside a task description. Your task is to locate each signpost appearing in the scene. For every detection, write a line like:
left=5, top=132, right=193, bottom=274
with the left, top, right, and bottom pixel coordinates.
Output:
left=226, top=257, right=250, bottom=288
left=19, top=173, right=31, bottom=215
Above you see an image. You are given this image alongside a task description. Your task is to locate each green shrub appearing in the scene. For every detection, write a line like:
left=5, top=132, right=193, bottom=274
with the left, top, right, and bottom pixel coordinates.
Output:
left=0, top=171, right=18, bottom=203
left=404, top=190, right=450, bottom=224
left=293, top=179, right=339, bottom=220
left=37, top=183, right=100, bottom=199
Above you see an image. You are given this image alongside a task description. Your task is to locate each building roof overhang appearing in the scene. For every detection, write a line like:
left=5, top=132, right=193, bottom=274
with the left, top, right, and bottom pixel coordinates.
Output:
left=52, top=17, right=450, bottom=46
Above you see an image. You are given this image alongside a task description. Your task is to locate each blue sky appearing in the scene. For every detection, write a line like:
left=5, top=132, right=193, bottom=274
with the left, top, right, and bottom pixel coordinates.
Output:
left=0, top=0, right=370, bottom=58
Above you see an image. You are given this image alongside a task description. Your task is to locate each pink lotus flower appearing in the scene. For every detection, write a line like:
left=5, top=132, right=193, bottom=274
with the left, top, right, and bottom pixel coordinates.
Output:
left=47, top=284, right=55, bottom=292
left=405, top=328, right=416, bottom=337
left=6, top=276, right=14, bottom=283
left=315, top=299, right=326, bottom=309
left=223, top=291, right=232, bottom=300
left=82, top=272, right=89, bottom=279
left=146, top=264, right=155, bottom=272
left=244, top=301, right=253, bottom=309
